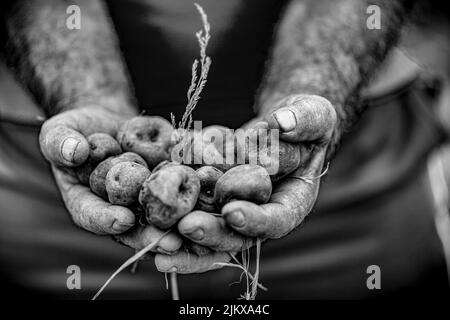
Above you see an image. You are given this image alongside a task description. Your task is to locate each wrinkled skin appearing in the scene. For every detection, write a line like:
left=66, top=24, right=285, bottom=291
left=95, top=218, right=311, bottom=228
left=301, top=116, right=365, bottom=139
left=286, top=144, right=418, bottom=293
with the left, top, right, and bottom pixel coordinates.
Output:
left=75, top=133, right=122, bottom=185
left=106, top=161, right=151, bottom=206
left=186, top=241, right=212, bottom=256
left=39, top=108, right=137, bottom=235
left=139, top=164, right=200, bottom=229
left=195, top=166, right=223, bottom=212
left=117, top=116, right=174, bottom=168
left=89, top=152, right=147, bottom=200
left=115, top=224, right=182, bottom=255
left=214, top=164, right=272, bottom=208
left=39, top=108, right=182, bottom=255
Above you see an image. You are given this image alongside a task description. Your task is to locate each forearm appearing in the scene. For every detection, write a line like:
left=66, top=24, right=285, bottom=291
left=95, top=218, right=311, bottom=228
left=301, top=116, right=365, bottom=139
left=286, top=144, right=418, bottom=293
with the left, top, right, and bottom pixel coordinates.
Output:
left=256, top=0, right=414, bottom=155
left=5, top=0, right=136, bottom=116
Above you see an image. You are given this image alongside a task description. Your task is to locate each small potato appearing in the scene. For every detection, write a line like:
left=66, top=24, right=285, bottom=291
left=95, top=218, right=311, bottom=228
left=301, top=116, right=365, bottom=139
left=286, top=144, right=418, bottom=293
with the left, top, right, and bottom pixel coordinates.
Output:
left=251, top=139, right=300, bottom=182
left=195, top=166, right=223, bottom=212
left=139, top=164, right=200, bottom=229
left=214, top=164, right=272, bottom=208
left=117, top=116, right=174, bottom=168
left=106, top=161, right=151, bottom=206
left=89, top=152, right=147, bottom=200
left=75, top=133, right=122, bottom=185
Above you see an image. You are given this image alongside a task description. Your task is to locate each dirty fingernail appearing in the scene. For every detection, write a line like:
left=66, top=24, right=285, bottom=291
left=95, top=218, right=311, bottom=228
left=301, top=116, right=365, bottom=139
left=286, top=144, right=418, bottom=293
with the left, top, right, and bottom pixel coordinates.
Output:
left=61, top=137, right=80, bottom=162
left=227, top=211, right=245, bottom=227
left=186, top=228, right=204, bottom=241
left=274, top=109, right=296, bottom=132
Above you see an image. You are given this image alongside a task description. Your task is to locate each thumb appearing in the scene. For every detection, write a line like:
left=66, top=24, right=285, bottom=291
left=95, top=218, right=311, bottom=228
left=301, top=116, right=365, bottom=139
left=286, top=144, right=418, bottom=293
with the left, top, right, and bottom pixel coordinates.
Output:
left=39, top=124, right=90, bottom=167
left=265, top=95, right=337, bottom=143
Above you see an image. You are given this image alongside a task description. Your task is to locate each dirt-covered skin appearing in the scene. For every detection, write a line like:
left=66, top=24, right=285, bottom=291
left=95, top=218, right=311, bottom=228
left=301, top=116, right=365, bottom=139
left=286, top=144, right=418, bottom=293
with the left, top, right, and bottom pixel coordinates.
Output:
left=117, top=116, right=174, bottom=168
left=75, top=133, right=122, bottom=185
left=195, top=166, right=223, bottom=212
left=139, top=164, right=200, bottom=229
left=188, top=242, right=212, bottom=256
left=106, top=161, right=151, bottom=206
left=115, top=224, right=183, bottom=254
left=214, top=164, right=272, bottom=208
left=89, top=152, right=147, bottom=200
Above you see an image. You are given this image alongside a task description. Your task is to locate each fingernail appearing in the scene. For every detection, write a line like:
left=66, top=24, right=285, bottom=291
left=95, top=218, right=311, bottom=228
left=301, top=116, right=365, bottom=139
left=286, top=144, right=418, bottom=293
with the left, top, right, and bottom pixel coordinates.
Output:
left=274, top=110, right=296, bottom=132
left=61, top=137, right=80, bottom=162
left=186, top=228, right=204, bottom=241
left=227, top=210, right=245, bottom=227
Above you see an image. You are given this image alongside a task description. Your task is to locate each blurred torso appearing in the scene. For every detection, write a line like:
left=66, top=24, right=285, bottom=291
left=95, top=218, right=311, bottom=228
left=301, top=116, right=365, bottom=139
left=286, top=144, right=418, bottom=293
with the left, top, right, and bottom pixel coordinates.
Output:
left=0, top=0, right=447, bottom=298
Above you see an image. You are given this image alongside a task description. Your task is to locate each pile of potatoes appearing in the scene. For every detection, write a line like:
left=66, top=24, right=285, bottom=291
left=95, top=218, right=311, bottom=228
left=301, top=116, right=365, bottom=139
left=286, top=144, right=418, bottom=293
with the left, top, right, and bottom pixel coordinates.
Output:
left=77, top=116, right=301, bottom=252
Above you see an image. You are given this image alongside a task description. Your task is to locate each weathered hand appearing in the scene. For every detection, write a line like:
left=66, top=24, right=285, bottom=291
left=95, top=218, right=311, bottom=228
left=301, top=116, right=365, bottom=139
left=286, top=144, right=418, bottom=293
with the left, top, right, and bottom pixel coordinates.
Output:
left=154, top=95, right=337, bottom=273
left=40, top=107, right=182, bottom=254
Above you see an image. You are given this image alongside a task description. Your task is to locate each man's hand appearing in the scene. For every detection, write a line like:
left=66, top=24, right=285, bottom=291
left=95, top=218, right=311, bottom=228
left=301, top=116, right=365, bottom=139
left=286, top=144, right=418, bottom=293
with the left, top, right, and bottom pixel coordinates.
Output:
left=153, top=0, right=413, bottom=273
left=7, top=0, right=185, bottom=256
left=40, top=107, right=182, bottom=254
left=154, top=95, right=336, bottom=273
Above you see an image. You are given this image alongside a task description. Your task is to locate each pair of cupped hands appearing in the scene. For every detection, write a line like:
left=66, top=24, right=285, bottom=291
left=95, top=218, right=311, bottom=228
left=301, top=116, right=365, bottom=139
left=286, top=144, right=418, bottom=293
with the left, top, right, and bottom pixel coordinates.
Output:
left=39, top=94, right=336, bottom=274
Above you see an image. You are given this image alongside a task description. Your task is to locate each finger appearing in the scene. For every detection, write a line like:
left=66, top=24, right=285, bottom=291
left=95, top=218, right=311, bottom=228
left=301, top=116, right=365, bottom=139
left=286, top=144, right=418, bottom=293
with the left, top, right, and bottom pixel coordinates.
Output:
left=155, top=251, right=231, bottom=274
left=40, top=125, right=90, bottom=167
left=53, top=167, right=135, bottom=235
left=115, top=224, right=183, bottom=254
left=39, top=108, right=126, bottom=167
left=240, top=118, right=267, bottom=130
left=222, top=148, right=327, bottom=239
left=178, top=211, right=247, bottom=252
left=187, top=242, right=212, bottom=256
left=265, top=95, right=337, bottom=143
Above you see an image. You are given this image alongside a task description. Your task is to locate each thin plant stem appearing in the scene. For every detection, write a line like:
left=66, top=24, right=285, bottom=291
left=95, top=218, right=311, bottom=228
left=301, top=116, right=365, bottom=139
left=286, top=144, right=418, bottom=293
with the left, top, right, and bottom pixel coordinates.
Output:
left=92, top=230, right=170, bottom=300
left=228, top=253, right=267, bottom=291
left=289, top=162, right=330, bottom=184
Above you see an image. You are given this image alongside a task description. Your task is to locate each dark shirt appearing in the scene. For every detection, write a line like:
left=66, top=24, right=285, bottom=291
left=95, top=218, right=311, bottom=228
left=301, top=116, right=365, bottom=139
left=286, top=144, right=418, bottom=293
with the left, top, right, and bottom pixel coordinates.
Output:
left=0, top=0, right=447, bottom=299
left=107, top=0, right=284, bottom=127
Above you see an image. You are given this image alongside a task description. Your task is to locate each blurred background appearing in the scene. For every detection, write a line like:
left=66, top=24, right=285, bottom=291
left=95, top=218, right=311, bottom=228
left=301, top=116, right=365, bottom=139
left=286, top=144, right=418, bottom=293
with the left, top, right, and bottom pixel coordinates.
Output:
left=0, top=0, right=449, bottom=299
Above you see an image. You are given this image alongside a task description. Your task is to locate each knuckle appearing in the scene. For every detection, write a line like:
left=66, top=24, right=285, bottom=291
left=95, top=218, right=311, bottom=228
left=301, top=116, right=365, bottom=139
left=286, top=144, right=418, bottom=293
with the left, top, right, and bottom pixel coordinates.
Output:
left=307, top=95, right=337, bottom=137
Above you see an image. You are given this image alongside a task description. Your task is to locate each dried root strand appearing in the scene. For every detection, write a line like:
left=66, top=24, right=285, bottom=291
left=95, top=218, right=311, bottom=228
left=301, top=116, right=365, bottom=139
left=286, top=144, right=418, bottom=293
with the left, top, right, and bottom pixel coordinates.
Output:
left=215, top=238, right=266, bottom=300
left=92, top=230, right=170, bottom=300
